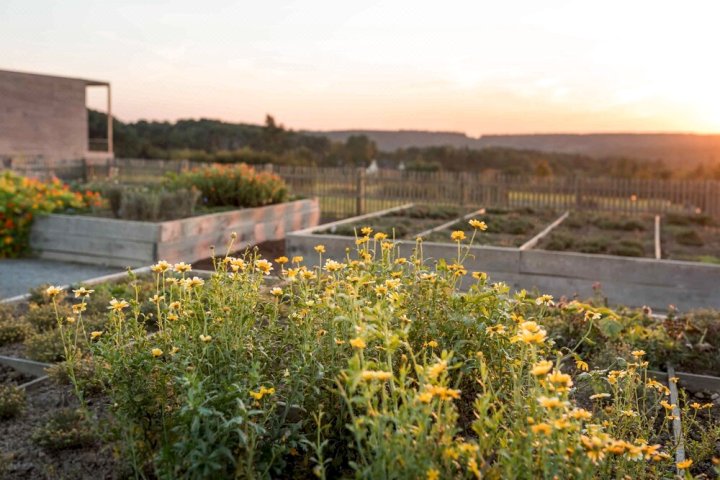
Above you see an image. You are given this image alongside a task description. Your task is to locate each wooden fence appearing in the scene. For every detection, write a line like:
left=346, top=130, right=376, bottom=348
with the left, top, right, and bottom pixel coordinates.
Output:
left=272, top=165, right=720, bottom=220
left=11, top=158, right=720, bottom=220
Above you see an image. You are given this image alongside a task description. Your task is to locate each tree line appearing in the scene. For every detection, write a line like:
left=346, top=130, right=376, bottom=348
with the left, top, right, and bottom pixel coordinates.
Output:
left=89, top=110, right=719, bottom=179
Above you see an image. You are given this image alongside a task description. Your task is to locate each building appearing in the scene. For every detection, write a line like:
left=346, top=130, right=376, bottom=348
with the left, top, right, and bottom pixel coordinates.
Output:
left=0, top=69, right=113, bottom=178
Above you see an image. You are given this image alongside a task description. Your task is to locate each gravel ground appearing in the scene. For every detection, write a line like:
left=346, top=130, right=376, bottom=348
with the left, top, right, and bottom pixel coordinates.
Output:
left=0, top=259, right=121, bottom=300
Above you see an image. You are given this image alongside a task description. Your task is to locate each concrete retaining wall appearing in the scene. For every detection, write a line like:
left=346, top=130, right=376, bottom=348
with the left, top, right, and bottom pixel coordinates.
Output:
left=31, top=198, right=320, bottom=267
left=287, top=211, right=720, bottom=311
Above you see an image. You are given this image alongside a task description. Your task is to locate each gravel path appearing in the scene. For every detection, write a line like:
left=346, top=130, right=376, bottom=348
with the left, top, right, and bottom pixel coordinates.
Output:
left=0, top=259, right=121, bottom=300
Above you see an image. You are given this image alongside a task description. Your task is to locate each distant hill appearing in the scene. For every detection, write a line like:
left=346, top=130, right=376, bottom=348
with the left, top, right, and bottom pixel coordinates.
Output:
left=307, top=130, right=720, bottom=166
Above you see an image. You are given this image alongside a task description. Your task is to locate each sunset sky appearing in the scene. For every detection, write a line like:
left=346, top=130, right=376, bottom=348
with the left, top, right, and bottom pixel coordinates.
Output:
left=2, top=0, right=720, bottom=135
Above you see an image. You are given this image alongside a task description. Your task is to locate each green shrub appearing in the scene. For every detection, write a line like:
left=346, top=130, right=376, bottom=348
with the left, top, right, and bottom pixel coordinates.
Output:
left=577, top=237, right=610, bottom=254
left=544, top=232, right=575, bottom=250
left=31, top=409, right=96, bottom=450
left=675, top=229, right=704, bottom=246
left=47, top=358, right=106, bottom=397
left=0, top=318, right=32, bottom=346
left=119, top=187, right=200, bottom=221
left=166, top=163, right=288, bottom=208
left=24, top=329, right=66, bottom=363
left=26, top=302, right=71, bottom=332
left=0, top=385, right=25, bottom=420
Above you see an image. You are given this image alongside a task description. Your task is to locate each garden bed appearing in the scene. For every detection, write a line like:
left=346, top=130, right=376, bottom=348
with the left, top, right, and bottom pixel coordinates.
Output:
left=537, top=211, right=657, bottom=257
left=29, top=198, right=320, bottom=267
left=0, top=248, right=717, bottom=478
left=288, top=207, right=720, bottom=310
left=423, top=206, right=561, bottom=247
left=661, top=212, right=720, bottom=264
left=316, top=204, right=471, bottom=239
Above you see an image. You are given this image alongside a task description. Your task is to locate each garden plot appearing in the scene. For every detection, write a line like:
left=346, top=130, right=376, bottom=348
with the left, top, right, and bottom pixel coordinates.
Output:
left=0, top=251, right=718, bottom=478
left=661, top=212, right=720, bottom=264
left=315, top=204, right=473, bottom=239
left=537, top=211, right=657, bottom=257
left=422, top=207, right=561, bottom=247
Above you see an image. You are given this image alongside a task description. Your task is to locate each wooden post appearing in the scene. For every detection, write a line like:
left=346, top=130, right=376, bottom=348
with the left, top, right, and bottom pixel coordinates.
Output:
left=106, top=84, right=113, bottom=155
left=356, top=167, right=366, bottom=216
left=654, top=215, right=662, bottom=259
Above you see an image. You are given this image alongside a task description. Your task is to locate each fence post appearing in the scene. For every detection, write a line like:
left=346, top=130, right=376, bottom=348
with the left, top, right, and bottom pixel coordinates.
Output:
left=356, top=167, right=366, bottom=216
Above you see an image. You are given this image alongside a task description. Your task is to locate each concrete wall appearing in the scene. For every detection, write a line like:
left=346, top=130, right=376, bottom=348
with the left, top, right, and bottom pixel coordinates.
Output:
left=0, top=70, right=89, bottom=172
left=31, top=199, right=320, bottom=267
left=287, top=218, right=720, bottom=311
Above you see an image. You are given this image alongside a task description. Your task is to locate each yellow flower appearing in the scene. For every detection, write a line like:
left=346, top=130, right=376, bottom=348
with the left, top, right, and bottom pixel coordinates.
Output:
left=360, top=226, right=373, bottom=236
left=72, top=287, right=94, bottom=298
left=45, top=286, right=63, bottom=297
left=199, top=334, right=212, bottom=343
left=90, top=331, right=103, bottom=340
left=568, top=408, right=592, bottom=420
left=575, top=359, right=589, bottom=371
left=531, top=422, right=552, bottom=435
left=173, top=262, right=192, bottom=273
left=292, top=256, right=304, bottom=264
left=108, top=298, right=130, bottom=312
left=469, top=219, right=488, bottom=230
left=275, top=256, right=289, bottom=265
left=254, top=259, right=274, bottom=275
left=426, top=360, right=447, bottom=379
left=249, top=386, right=276, bottom=400
left=676, top=459, right=693, bottom=469
left=151, top=260, right=171, bottom=273
left=360, top=370, right=393, bottom=382
left=537, top=396, right=565, bottom=409
left=426, top=468, right=440, bottom=480
left=151, top=348, right=163, bottom=357
left=424, top=340, right=439, bottom=349
left=531, top=360, right=553, bottom=376
left=374, top=232, right=388, bottom=241
left=271, top=287, right=283, bottom=297
left=471, top=271, right=487, bottom=281
left=349, top=337, right=366, bottom=349
left=631, top=350, right=646, bottom=358
left=535, top=294, right=554, bottom=306
left=451, top=230, right=466, bottom=242
left=72, top=303, right=87, bottom=314
left=314, top=244, right=326, bottom=253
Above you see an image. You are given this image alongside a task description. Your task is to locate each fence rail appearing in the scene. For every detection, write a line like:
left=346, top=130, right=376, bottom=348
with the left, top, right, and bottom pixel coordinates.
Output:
left=7, top=158, right=720, bottom=220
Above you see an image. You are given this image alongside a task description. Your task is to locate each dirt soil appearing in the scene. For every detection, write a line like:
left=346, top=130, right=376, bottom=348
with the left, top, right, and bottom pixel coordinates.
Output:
left=0, top=380, right=122, bottom=480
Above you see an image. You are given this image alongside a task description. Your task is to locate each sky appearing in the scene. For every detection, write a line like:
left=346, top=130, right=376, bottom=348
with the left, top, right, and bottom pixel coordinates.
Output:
left=3, top=0, right=720, bottom=136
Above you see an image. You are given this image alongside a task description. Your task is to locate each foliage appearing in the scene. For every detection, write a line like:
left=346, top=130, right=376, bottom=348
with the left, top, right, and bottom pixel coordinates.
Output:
left=24, top=328, right=69, bottom=363
left=48, top=225, right=717, bottom=479
left=166, top=163, right=288, bottom=208
left=25, top=302, right=72, bottom=332
left=0, top=171, right=103, bottom=257
left=675, top=229, right=704, bottom=247
left=0, top=317, right=32, bottom=346
left=0, top=385, right=25, bottom=420
left=31, top=408, right=97, bottom=450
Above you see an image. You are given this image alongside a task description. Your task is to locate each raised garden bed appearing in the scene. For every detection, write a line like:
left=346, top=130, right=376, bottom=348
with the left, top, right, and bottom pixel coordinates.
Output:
left=0, top=252, right=717, bottom=478
left=288, top=205, right=720, bottom=310
left=30, top=198, right=320, bottom=267
left=424, top=207, right=561, bottom=247
left=661, top=212, right=720, bottom=264
left=317, top=204, right=471, bottom=239
left=537, top=211, right=657, bottom=258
